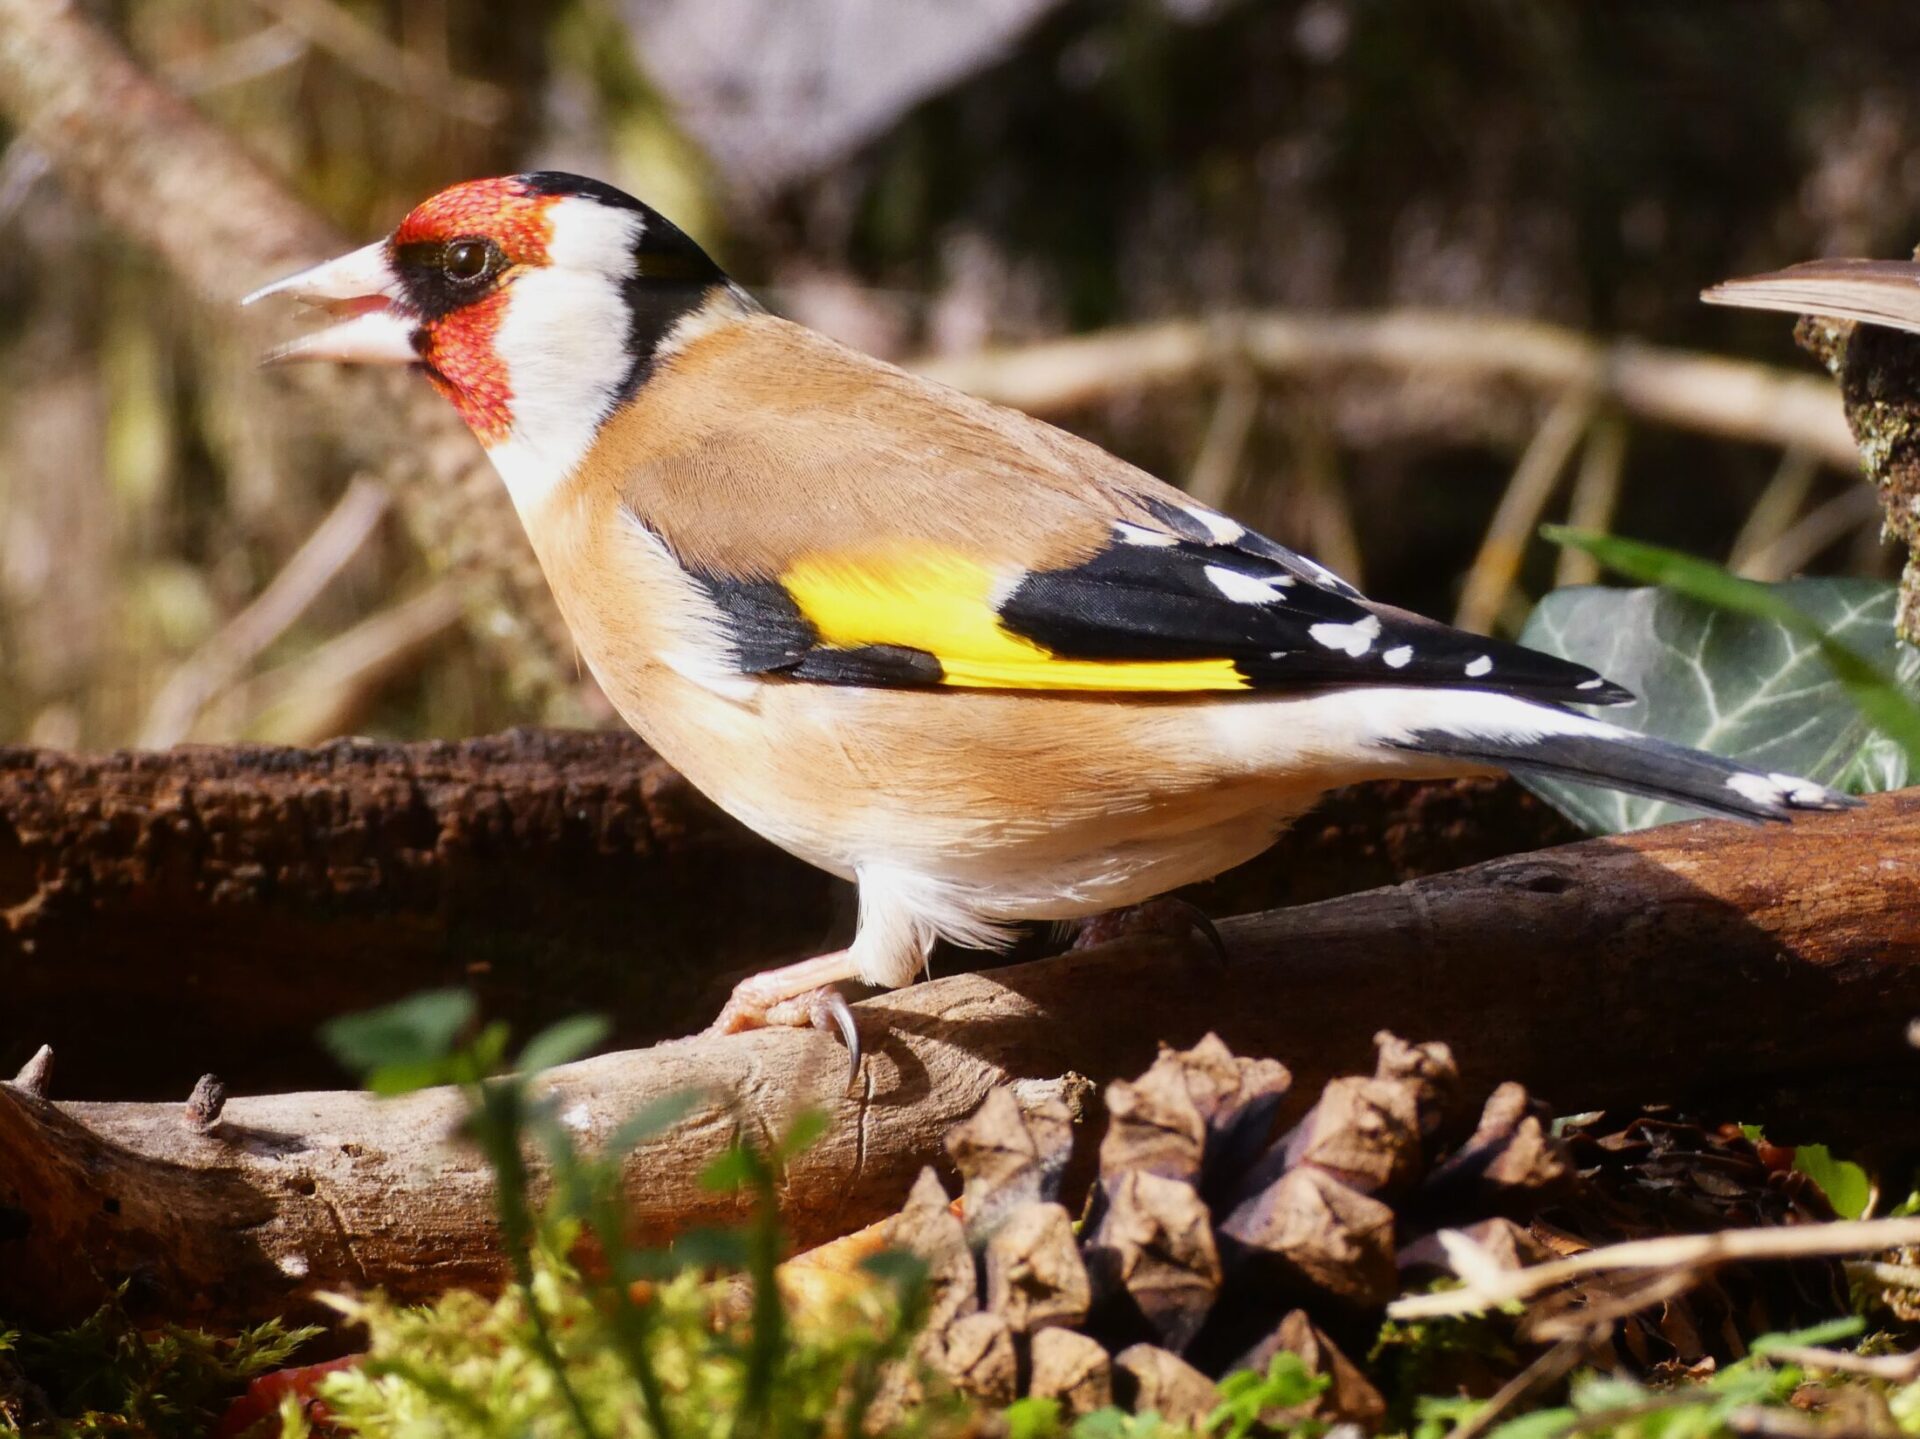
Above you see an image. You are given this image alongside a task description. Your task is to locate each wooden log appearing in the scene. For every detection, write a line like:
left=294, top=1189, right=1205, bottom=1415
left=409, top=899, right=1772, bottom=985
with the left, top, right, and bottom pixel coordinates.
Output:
left=0, top=792, right=1914, bottom=1328
left=2, top=731, right=1573, bottom=1097
left=1, top=730, right=838, bottom=1096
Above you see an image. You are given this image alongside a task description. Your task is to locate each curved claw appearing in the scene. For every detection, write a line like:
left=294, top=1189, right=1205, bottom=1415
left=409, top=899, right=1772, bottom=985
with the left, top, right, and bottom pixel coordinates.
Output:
left=1186, top=910, right=1230, bottom=966
left=819, top=989, right=862, bottom=1092
left=746, top=984, right=864, bottom=1090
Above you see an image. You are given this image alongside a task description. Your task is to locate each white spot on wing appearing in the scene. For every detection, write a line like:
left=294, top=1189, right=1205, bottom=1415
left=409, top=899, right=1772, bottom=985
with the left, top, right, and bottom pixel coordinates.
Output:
left=1307, top=614, right=1382, bottom=656
left=1382, top=645, right=1413, bottom=668
left=1725, top=772, right=1785, bottom=807
left=1295, top=555, right=1350, bottom=590
left=1115, top=522, right=1178, bottom=547
left=1205, top=565, right=1287, bottom=605
left=1464, top=655, right=1493, bottom=678
left=1183, top=505, right=1244, bottom=543
left=1577, top=677, right=1606, bottom=690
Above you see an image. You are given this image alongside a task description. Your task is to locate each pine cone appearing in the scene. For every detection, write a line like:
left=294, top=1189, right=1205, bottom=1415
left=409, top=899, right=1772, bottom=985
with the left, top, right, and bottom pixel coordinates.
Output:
left=889, top=1032, right=1574, bottom=1430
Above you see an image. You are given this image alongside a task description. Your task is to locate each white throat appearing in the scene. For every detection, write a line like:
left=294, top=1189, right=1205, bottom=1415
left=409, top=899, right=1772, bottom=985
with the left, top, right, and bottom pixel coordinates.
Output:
left=483, top=196, right=645, bottom=520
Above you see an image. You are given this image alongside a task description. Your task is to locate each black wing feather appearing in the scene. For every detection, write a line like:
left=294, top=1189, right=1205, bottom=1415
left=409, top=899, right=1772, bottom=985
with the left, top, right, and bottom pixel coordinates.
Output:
left=1000, top=515, right=1633, bottom=704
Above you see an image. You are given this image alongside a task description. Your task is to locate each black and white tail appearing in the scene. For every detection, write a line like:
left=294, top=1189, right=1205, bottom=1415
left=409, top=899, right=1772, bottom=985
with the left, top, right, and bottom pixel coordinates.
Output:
left=1376, top=689, right=1857, bottom=823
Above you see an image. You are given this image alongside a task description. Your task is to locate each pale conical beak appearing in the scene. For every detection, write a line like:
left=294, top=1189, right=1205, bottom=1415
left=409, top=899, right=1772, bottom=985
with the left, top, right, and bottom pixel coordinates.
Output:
left=243, top=240, right=423, bottom=366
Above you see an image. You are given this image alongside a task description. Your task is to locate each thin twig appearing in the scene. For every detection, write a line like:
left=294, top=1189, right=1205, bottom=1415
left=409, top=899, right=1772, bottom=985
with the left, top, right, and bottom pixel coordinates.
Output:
left=1389, top=1217, right=1920, bottom=1320
left=1756, top=1345, right=1920, bottom=1382
left=1454, top=388, right=1596, bottom=633
left=1724, top=1407, right=1847, bottom=1439
left=1553, top=414, right=1628, bottom=588
left=226, top=580, right=464, bottom=744
left=1448, top=1335, right=1593, bottom=1439
left=160, top=23, right=308, bottom=94
left=243, top=0, right=505, bottom=124
left=912, top=310, right=1857, bottom=467
left=0, top=24, right=309, bottom=230
left=1848, top=1259, right=1920, bottom=1293
left=138, top=475, right=391, bottom=747
left=1290, top=410, right=1366, bottom=589
left=1738, top=485, right=1884, bottom=582
left=1729, top=446, right=1821, bottom=575
left=1185, top=367, right=1260, bottom=509
left=1525, top=1266, right=1701, bottom=1342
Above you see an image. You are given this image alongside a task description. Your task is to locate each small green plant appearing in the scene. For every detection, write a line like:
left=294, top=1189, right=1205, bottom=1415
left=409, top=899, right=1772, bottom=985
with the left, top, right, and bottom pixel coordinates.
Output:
left=303, top=989, right=957, bottom=1439
left=1411, top=1318, right=1887, bottom=1439
left=990, top=1352, right=1330, bottom=1439
left=1000, top=1396, right=1191, bottom=1439
left=1206, top=1351, right=1330, bottom=1439
left=0, top=1294, right=317, bottom=1438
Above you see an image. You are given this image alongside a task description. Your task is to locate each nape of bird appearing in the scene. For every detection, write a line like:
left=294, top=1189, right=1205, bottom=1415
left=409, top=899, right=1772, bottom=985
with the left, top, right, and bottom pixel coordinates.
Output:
left=247, top=173, right=1854, bottom=1077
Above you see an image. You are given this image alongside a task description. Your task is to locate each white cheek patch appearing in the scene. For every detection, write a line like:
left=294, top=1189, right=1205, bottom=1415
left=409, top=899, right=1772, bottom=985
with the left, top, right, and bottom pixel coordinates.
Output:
left=483, top=197, right=644, bottom=519
left=1308, top=614, right=1381, bottom=656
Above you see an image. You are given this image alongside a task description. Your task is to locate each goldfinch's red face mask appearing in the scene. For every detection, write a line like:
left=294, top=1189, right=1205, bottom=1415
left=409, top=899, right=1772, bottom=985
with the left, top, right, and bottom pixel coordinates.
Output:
left=246, top=172, right=726, bottom=464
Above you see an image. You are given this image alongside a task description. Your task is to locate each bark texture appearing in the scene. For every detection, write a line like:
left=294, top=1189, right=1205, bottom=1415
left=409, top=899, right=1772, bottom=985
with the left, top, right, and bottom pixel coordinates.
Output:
left=1, top=731, right=836, bottom=1096
left=2, top=791, right=1913, bottom=1329
left=2, top=732, right=1573, bottom=1097
left=1797, top=310, right=1920, bottom=642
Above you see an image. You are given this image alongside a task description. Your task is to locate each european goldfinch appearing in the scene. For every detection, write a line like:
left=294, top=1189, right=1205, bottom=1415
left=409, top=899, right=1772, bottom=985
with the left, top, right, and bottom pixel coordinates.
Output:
left=248, top=173, right=1852, bottom=1063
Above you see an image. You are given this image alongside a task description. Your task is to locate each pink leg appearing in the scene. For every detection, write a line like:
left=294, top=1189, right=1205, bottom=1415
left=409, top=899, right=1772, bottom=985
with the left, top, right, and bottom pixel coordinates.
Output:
left=706, top=949, right=864, bottom=1083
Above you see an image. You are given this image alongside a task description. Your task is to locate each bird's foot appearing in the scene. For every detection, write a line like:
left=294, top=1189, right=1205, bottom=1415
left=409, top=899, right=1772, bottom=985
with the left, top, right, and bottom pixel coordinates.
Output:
left=1070, top=896, right=1228, bottom=964
left=704, top=953, right=863, bottom=1088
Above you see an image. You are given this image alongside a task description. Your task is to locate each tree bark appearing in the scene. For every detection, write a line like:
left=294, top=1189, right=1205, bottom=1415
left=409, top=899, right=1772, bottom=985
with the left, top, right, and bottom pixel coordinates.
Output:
left=2, top=731, right=1575, bottom=1098
left=1795, top=311, right=1920, bottom=643
left=1, top=730, right=838, bottom=1097
left=2, top=791, right=1912, bottom=1329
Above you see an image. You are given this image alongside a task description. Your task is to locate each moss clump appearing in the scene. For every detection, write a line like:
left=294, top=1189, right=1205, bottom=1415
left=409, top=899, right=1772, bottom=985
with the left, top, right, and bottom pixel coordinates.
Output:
left=0, top=1294, right=317, bottom=1438
left=279, top=1253, right=972, bottom=1439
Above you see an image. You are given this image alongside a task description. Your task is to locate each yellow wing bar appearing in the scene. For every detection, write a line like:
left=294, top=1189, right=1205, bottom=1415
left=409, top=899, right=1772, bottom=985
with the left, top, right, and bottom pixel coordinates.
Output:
left=780, top=550, right=1249, bottom=693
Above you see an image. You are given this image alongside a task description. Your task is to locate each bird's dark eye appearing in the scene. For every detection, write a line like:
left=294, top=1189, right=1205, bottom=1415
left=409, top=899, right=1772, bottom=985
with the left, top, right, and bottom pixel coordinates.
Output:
left=443, top=238, right=496, bottom=283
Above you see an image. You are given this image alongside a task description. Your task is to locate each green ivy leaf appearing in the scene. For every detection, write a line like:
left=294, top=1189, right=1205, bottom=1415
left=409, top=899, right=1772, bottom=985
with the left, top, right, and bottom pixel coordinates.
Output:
left=1790, top=1144, right=1874, bottom=1219
left=1519, top=568, right=1918, bottom=832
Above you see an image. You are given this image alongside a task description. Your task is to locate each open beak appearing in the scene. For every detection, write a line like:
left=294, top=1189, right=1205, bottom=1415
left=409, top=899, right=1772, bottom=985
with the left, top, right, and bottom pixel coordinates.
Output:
left=242, top=240, right=423, bottom=365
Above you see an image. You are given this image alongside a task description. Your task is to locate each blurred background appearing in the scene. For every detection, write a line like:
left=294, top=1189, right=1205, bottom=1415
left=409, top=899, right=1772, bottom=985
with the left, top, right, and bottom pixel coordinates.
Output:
left=3, top=0, right=1917, bottom=751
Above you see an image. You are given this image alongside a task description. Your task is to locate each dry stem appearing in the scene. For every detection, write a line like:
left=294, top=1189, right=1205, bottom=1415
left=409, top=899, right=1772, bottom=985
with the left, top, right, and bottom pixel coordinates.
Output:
left=1390, top=1217, right=1920, bottom=1320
